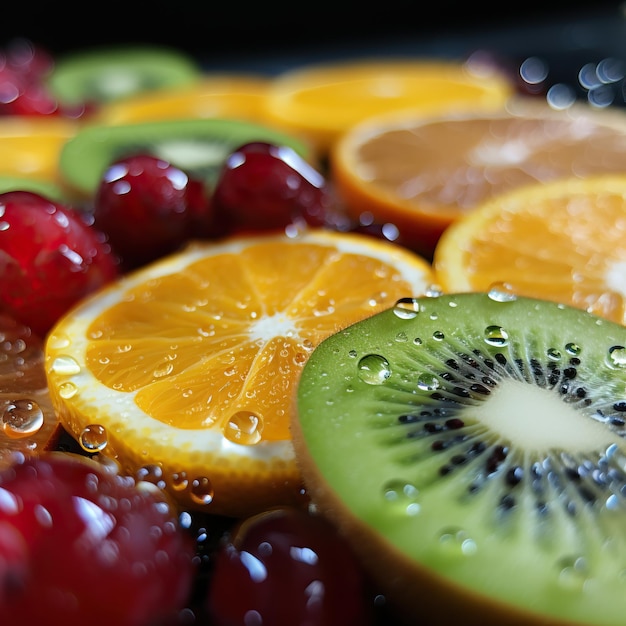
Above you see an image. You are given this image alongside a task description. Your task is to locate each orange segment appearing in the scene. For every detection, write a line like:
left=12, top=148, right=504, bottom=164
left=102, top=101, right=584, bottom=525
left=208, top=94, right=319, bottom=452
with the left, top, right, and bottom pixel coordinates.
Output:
left=0, top=314, right=60, bottom=470
left=262, top=58, right=514, bottom=153
left=44, top=230, right=435, bottom=516
left=432, top=175, right=626, bottom=325
left=95, top=74, right=271, bottom=125
left=0, top=116, right=78, bottom=184
left=331, top=99, right=626, bottom=258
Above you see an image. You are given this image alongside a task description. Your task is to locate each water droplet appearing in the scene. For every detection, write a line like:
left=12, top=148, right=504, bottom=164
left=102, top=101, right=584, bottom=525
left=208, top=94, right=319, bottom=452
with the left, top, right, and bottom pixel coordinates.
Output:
left=46, top=333, right=71, bottom=350
left=190, top=476, right=214, bottom=505
left=547, top=348, right=562, bottom=361
left=438, top=527, right=478, bottom=556
left=136, top=464, right=166, bottom=489
left=1, top=399, right=44, bottom=438
left=58, top=382, right=78, bottom=399
left=393, top=297, right=421, bottom=319
left=488, top=282, right=518, bottom=302
left=432, top=331, right=445, bottom=342
left=348, top=349, right=358, bottom=358
left=484, top=325, right=509, bottom=346
left=170, top=471, right=189, bottom=491
left=608, top=346, right=626, bottom=368
left=357, top=354, right=391, bottom=385
left=153, top=362, right=174, bottom=378
left=417, top=373, right=440, bottom=391
left=557, top=556, right=590, bottom=591
left=224, top=410, right=264, bottom=445
left=50, top=355, right=81, bottom=376
left=79, top=424, right=108, bottom=453
left=382, top=479, right=420, bottom=515
left=565, top=343, right=581, bottom=356
left=395, top=332, right=408, bottom=342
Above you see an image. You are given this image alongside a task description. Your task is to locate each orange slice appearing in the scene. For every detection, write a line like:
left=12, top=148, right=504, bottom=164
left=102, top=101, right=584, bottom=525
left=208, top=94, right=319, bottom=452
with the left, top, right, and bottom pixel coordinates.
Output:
left=262, top=58, right=514, bottom=154
left=0, top=116, right=78, bottom=184
left=95, top=74, right=271, bottom=125
left=433, top=174, right=626, bottom=325
left=44, top=230, right=435, bottom=517
left=0, top=314, right=60, bottom=471
left=331, top=99, right=626, bottom=258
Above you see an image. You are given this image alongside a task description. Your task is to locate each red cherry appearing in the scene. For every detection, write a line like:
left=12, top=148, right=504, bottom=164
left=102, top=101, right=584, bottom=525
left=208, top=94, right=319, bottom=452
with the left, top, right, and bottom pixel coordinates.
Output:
left=212, top=142, right=336, bottom=234
left=205, top=506, right=374, bottom=626
left=93, top=153, right=213, bottom=270
left=0, top=190, right=119, bottom=336
left=0, top=452, right=196, bottom=626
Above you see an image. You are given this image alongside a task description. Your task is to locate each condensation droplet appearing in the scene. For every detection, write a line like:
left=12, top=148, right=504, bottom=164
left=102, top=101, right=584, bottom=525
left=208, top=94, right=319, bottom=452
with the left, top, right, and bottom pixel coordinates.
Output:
left=79, top=424, right=108, bottom=453
left=432, top=331, right=445, bottom=342
left=417, top=373, right=440, bottom=391
left=50, top=355, right=81, bottom=376
left=357, top=354, right=391, bottom=385
left=170, top=471, right=189, bottom=492
left=488, top=282, right=518, bottom=302
left=608, top=346, right=626, bottom=368
left=224, top=410, right=264, bottom=445
left=547, top=348, right=562, bottom=361
left=2, top=399, right=44, bottom=438
left=58, top=382, right=78, bottom=399
left=565, top=342, right=581, bottom=356
left=383, top=479, right=420, bottom=516
left=438, top=527, right=478, bottom=556
left=484, top=325, right=509, bottom=346
left=557, top=556, right=590, bottom=591
left=190, top=476, right=214, bottom=505
left=393, top=297, right=421, bottom=319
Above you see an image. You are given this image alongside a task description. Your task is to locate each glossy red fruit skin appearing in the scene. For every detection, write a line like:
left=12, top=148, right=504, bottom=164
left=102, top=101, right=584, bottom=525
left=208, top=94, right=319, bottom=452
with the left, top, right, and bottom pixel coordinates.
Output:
left=0, top=190, right=119, bottom=336
left=0, top=452, right=197, bottom=626
left=211, top=142, right=335, bottom=235
left=93, top=153, right=213, bottom=270
left=205, top=506, right=374, bottom=626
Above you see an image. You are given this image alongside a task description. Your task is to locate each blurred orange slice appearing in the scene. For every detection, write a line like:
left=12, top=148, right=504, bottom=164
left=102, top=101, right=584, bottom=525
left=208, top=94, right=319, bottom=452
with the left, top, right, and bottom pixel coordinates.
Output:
left=331, top=99, right=626, bottom=258
left=262, top=58, right=514, bottom=153
left=95, top=74, right=271, bottom=125
left=0, top=314, right=60, bottom=471
left=44, top=230, right=435, bottom=516
left=433, top=175, right=626, bottom=324
left=0, top=116, right=78, bottom=184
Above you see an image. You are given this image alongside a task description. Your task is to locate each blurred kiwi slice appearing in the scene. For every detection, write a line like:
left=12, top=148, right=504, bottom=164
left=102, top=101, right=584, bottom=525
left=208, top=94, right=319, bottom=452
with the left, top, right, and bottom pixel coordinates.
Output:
left=47, top=45, right=202, bottom=105
left=294, top=292, right=626, bottom=626
left=59, top=118, right=313, bottom=198
left=0, top=175, right=65, bottom=201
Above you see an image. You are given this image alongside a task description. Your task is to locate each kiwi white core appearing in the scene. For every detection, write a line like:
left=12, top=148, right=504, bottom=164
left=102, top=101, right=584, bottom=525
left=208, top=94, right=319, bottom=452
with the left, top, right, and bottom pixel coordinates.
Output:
left=469, top=378, right=619, bottom=452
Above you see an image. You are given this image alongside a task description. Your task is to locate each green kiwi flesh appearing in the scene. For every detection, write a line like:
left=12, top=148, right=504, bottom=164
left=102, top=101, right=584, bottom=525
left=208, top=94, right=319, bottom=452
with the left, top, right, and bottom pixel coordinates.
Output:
left=47, top=46, right=201, bottom=105
left=294, top=292, right=626, bottom=626
left=58, top=118, right=312, bottom=198
left=0, top=176, right=65, bottom=201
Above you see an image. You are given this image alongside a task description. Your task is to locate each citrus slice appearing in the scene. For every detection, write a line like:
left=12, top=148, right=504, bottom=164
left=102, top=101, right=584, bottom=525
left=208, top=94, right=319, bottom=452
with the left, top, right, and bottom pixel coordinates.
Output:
left=44, top=230, right=435, bottom=517
left=0, top=314, right=60, bottom=471
left=95, top=74, right=271, bottom=125
left=331, top=99, right=626, bottom=258
left=262, top=58, right=514, bottom=154
left=0, top=116, right=78, bottom=184
left=433, top=174, right=626, bottom=325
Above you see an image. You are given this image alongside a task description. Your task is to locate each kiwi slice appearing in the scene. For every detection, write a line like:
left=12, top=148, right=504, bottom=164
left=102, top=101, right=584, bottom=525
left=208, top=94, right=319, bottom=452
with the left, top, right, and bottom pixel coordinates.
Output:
left=47, top=46, right=201, bottom=106
left=0, top=175, right=65, bottom=201
left=58, top=118, right=313, bottom=198
left=294, top=292, right=626, bottom=626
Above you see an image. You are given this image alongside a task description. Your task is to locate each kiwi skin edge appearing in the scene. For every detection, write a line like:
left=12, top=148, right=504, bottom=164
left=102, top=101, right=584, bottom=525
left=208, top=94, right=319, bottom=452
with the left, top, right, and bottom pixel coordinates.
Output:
left=292, top=292, right=626, bottom=626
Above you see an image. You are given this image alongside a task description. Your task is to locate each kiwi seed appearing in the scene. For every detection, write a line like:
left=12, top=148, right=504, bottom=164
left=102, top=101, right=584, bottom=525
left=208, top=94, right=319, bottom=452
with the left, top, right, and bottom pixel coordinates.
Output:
left=294, top=292, right=626, bottom=626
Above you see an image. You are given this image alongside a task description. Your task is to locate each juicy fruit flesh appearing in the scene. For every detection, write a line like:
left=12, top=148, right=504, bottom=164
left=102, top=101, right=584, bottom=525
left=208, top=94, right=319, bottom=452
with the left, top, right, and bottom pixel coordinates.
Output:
left=295, top=292, right=626, bottom=625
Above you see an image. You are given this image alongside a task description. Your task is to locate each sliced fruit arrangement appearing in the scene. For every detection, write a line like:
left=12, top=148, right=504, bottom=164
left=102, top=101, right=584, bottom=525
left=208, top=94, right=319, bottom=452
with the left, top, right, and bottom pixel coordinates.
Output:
left=95, top=73, right=272, bottom=125
left=331, top=99, right=626, bottom=258
left=46, top=45, right=202, bottom=106
left=433, top=174, right=626, bottom=325
left=58, top=117, right=315, bottom=199
left=44, top=229, right=435, bottom=517
left=295, top=291, right=626, bottom=626
left=0, top=314, right=60, bottom=471
left=262, top=58, right=515, bottom=153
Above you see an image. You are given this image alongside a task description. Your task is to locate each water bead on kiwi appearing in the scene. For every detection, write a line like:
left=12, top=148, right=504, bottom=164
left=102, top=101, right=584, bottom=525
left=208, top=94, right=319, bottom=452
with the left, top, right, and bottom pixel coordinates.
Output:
left=293, top=292, right=626, bottom=626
